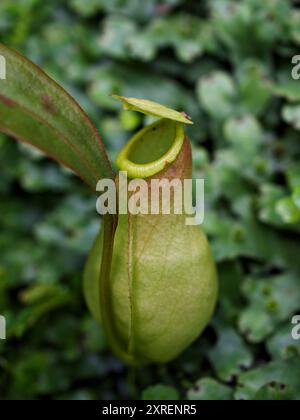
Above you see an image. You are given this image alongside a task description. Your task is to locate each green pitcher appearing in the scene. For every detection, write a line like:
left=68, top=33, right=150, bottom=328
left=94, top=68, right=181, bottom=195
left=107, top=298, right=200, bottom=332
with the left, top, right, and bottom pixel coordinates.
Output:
left=84, top=96, right=218, bottom=366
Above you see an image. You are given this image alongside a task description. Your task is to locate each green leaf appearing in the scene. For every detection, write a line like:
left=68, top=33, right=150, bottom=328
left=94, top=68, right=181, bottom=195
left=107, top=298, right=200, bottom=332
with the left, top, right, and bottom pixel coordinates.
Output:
left=70, top=0, right=104, bottom=17
left=206, top=215, right=300, bottom=272
left=0, top=43, right=119, bottom=377
left=142, top=384, right=180, bottom=400
left=223, top=114, right=263, bottom=156
left=82, top=318, right=108, bottom=353
left=239, top=273, right=300, bottom=343
left=287, top=165, right=300, bottom=190
left=128, top=14, right=208, bottom=63
left=209, top=326, right=253, bottom=381
left=218, top=261, right=244, bottom=322
left=273, top=81, right=300, bottom=102
left=290, top=10, right=300, bottom=44
left=197, top=71, right=236, bottom=120
left=210, top=0, right=289, bottom=60
left=292, top=185, right=300, bottom=209
left=10, top=284, right=71, bottom=338
left=276, top=197, right=300, bottom=224
left=0, top=43, right=113, bottom=191
left=253, top=383, right=294, bottom=401
left=267, top=325, right=300, bottom=360
left=187, top=378, right=233, bottom=401
left=282, top=105, right=300, bottom=130
left=237, top=60, right=272, bottom=115
left=235, top=359, right=300, bottom=400
left=112, top=95, right=194, bottom=124
left=98, top=16, right=136, bottom=60
left=258, top=184, right=287, bottom=227
left=258, top=184, right=300, bottom=232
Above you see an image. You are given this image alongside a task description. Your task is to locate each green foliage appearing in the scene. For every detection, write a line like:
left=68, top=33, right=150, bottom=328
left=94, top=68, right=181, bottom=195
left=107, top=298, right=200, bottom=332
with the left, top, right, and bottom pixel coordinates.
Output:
left=236, top=359, right=300, bottom=400
left=0, top=0, right=300, bottom=400
left=0, top=42, right=113, bottom=190
left=187, top=378, right=233, bottom=401
left=142, top=384, right=180, bottom=400
left=208, top=325, right=253, bottom=381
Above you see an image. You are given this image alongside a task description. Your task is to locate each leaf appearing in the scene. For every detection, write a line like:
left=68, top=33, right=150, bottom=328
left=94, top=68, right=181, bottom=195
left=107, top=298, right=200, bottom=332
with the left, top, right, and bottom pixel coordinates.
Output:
left=112, top=95, right=194, bottom=124
left=128, top=14, right=208, bottom=63
left=70, top=0, right=104, bottom=17
left=235, top=359, right=300, bottom=400
left=267, top=325, right=300, bottom=360
left=209, top=326, right=253, bottom=381
left=197, top=71, right=236, bottom=120
left=19, top=161, right=72, bottom=192
left=142, top=384, right=180, bottom=400
left=218, top=261, right=244, bottom=322
left=98, top=16, right=136, bottom=60
left=82, top=318, right=108, bottom=353
left=292, top=185, right=300, bottom=209
left=290, top=10, right=300, bottom=45
left=273, top=81, right=300, bottom=102
left=71, top=0, right=182, bottom=21
left=187, top=378, right=233, bottom=401
left=206, top=215, right=300, bottom=272
left=210, top=0, right=288, bottom=59
left=287, top=165, right=300, bottom=190
left=253, top=383, right=294, bottom=401
left=282, top=105, right=300, bottom=130
left=223, top=114, right=263, bottom=156
left=239, top=273, right=300, bottom=343
left=10, top=284, right=71, bottom=338
left=237, top=59, right=272, bottom=115
left=258, top=184, right=287, bottom=226
left=276, top=197, right=300, bottom=224
left=0, top=43, right=113, bottom=191
left=258, top=184, right=300, bottom=232
left=0, top=43, right=120, bottom=374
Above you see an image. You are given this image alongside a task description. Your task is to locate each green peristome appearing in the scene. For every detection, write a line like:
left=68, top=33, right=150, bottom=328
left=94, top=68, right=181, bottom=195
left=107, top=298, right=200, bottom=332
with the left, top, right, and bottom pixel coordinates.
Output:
left=84, top=112, right=218, bottom=365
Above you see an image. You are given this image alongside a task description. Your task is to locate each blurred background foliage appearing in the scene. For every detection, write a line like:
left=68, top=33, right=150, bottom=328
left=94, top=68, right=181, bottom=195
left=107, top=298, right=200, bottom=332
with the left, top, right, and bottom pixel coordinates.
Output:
left=0, top=0, right=300, bottom=400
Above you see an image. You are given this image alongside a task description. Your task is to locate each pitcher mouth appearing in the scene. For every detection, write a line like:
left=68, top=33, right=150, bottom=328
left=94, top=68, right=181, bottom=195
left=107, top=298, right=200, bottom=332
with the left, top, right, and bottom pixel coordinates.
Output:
left=116, top=119, right=184, bottom=179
